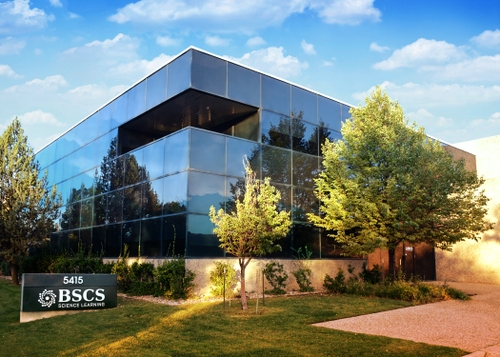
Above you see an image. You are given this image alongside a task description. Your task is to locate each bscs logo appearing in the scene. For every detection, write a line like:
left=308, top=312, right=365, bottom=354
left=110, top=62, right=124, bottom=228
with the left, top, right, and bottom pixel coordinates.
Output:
left=38, top=288, right=106, bottom=308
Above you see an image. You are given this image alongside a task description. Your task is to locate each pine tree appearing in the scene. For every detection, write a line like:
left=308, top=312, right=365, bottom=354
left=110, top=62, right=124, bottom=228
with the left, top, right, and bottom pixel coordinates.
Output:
left=0, top=118, right=61, bottom=285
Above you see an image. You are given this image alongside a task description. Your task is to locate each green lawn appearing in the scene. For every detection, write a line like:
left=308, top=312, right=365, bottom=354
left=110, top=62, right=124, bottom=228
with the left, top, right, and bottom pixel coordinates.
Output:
left=0, top=279, right=466, bottom=357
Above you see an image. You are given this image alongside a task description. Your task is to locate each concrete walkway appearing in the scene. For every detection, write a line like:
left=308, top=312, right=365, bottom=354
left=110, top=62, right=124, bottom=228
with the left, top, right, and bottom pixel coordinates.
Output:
left=314, top=282, right=500, bottom=356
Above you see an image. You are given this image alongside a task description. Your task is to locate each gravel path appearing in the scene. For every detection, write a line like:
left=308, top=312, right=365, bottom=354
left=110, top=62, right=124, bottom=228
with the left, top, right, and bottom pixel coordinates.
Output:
left=314, top=282, right=500, bottom=356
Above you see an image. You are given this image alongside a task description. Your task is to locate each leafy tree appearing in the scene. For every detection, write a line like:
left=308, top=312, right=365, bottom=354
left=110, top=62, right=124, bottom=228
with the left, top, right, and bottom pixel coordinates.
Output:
left=308, top=87, right=491, bottom=277
left=209, top=164, right=291, bottom=310
left=0, top=118, right=61, bottom=285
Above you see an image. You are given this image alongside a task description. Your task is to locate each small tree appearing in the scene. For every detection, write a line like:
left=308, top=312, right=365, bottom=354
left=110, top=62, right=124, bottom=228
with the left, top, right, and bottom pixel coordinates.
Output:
left=209, top=164, right=291, bottom=310
left=0, top=118, right=61, bottom=285
left=308, top=87, right=492, bottom=277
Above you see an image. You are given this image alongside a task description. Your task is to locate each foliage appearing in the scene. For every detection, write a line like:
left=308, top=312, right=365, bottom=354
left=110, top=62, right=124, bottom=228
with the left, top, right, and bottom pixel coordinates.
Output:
left=48, top=244, right=112, bottom=274
left=445, top=286, right=471, bottom=300
left=155, top=257, right=195, bottom=299
left=291, top=246, right=314, bottom=292
left=263, top=261, right=288, bottom=294
left=309, top=87, right=492, bottom=277
left=324, top=269, right=347, bottom=294
left=0, top=260, right=9, bottom=276
left=209, top=163, right=291, bottom=309
left=209, top=261, right=238, bottom=297
left=359, top=263, right=382, bottom=285
left=0, top=118, right=62, bottom=285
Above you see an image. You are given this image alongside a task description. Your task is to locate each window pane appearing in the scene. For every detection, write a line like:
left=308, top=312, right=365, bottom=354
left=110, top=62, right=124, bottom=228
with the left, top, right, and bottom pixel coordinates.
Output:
left=341, top=104, right=352, bottom=122
left=92, top=226, right=106, bottom=254
left=163, top=172, right=188, bottom=214
left=127, top=80, right=146, bottom=121
left=292, top=187, right=317, bottom=222
left=262, top=75, right=290, bottom=115
left=86, top=112, right=102, bottom=143
left=293, top=224, right=320, bottom=258
left=124, top=150, right=144, bottom=186
left=99, top=103, right=113, bottom=133
left=191, top=50, right=226, bottom=97
left=111, top=94, right=128, bottom=129
left=233, top=112, right=259, bottom=142
left=123, top=220, right=141, bottom=257
left=162, top=215, right=186, bottom=256
left=186, top=214, right=223, bottom=257
left=107, top=189, right=123, bottom=223
left=165, top=130, right=189, bottom=174
left=141, top=218, right=162, bottom=256
left=318, top=96, right=341, bottom=131
left=261, top=111, right=291, bottom=149
left=143, top=178, right=163, bottom=218
left=293, top=152, right=318, bottom=188
left=146, top=67, right=167, bottom=110
left=190, top=130, right=225, bottom=174
left=228, top=62, right=260, bottom=107
left=105, top=223, right=122, bottom=257
left=68, top=230, right=81, bottom=253
left=94, top=194, right=107, bottom=226
left=167, top=51, right=191, bottom=99
left=123, top=184, right=142, bottom=221
left=142, top=139, right=165, bottom=180
left=226, top=137, right=260, bottom=178
left=80, top=197, right=94, bottom=228
left=262, top=145, right=291, bottom=184
left=320, top=229, right=347, bottom=258
left=292, top=118, right=318, bottom=155
left=188, top=172, right=225, bottom=214
left=291, top=86, right=317, bottom=123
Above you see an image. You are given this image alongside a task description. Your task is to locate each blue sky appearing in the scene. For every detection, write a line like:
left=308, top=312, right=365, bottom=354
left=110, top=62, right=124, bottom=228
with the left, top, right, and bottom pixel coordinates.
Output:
left=1, top=0, right=499, bottom=151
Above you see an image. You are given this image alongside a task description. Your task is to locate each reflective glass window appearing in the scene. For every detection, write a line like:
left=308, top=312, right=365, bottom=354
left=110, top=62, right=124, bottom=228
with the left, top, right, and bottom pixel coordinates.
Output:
left=341, top=104, right=351, bottom=122
left=320, top=229, right=347, bottom=258
left=123, top=220, right=141, bottom=256
left=64, top=151, right=79, bottom=179
left=292, top=224, right=320, bottom=258
left=57, top=180, right=71, bottom=205
left=292, top=118, right=318, bottom=155
left=80, top=197, right=94, bottom=228
left=261, top=111, right=291, bottom=149
left=146, top=67, right=167, bottom=110
left=127, top=80, right=146, bottom=121
left=72, top=120, right=88, bottom=149
left=108, top=157, right=125, bottom=191
left=85, top=112, right=102, bottom=143
left=83, top=142, right=98, bottom=171
left=261, top=75, right=290, bottom=115
left=186, top=214, right=223, bottom=257
left=291, top=86, right=317, bottom=123
left=292, top=187, right=317, bottom=222
left=163, top=172, right=187, bottom=215
left=141, top=218, right=162, bottom=256
left=93, top=132, right=115, bottom=168
left=190, top=130, right=225, bottom=174
left=68, top=230, right=81, bottom=253
left=123, top=184, right=142, bottom=222
left=164, top=129, right=189, bottom=174
left=142, top=139, right=165, bottom=180
left=162, top=215, right=186, bottom=256
left=80, top=170, right=95, bottom=199
left=111, top=93, right=128, bottom=129
left=105, top=223, right=122, bottom=257
left=318, top=96, right=341, bottom=131
left=192, top=50, right=226, bottom=97
left=292, top=152, right=318, bottom=188
left=262, top=145, right=291, bottom=184
left=124, top=150, right=144, bottom=186
left=167, top=51, right=191, bottom=99
left=92, top=226, right=106, bottom=254
left=143, top=178, right=163, bottom=218
left=226, top=137, right=260, bottom=178
left=228, top=62, right=260, bottom=107
left=188, top=172, right=225, bottom=214
left=58, top=231, right=70, bottom=252
left=98, top=103, right=113, bottom=134
left=94, top=194, right=107, bottom=226
left=233, top=112, right=259, bottom=142
left=66, top=202, right=81, bottom=230
left=107, top=189, right=124, bottom=223
left=225, top=176, right=241, bottom=213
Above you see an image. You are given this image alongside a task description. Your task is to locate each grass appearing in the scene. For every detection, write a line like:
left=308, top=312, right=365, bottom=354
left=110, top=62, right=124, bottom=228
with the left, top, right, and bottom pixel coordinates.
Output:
left=0, top=279, right=466, bottom=357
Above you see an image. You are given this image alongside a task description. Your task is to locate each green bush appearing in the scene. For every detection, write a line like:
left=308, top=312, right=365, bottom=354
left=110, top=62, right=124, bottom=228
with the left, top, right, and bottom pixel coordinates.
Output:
left=129, top=262, right=156, bottom=295
left=359, top=263, right=382, bottom=284
left=0, top=260, right=10, bottom=276
left=446, top=286, right=471, bottom=301
left=209, top=261, right=237, bottom=297
left=155, top=257, right=195, bottom=299
left=323, top=268, right=347, bottom=293
left=292, top=247, right=314, bottom=292
left=263, top=261, right=288, bottom=295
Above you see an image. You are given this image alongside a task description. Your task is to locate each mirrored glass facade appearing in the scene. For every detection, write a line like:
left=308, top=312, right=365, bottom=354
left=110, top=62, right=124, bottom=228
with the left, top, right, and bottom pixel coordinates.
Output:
left=36, top=48, right=350, bottom=259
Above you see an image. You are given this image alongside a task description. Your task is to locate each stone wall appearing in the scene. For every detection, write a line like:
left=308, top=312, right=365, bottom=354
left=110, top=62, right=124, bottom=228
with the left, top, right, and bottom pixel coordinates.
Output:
left=436, top=136, right=500, bottom=284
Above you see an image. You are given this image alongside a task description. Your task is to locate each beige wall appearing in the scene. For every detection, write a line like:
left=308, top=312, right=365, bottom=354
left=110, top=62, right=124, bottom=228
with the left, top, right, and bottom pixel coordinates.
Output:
left=436, top=136, right=500, bottom=284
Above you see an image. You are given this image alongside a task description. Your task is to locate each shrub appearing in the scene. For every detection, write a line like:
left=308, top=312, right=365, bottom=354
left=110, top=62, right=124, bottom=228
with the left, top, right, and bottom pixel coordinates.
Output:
left=129, top=262, right=156, bottom=295
left=155, top=257, right=195, bottom=299
left=0, top=260, right=10, bottom=276
left=324, top=268, right=347, bottom=294
left=292, top=247, right=314, bottom=292
left=263, top=261, right=288, bottom=294
left=209, top=261, right=237, bottom=297
left=359, top=263, right=382, bottom=284
left=446, top=286, right=471, bottom=301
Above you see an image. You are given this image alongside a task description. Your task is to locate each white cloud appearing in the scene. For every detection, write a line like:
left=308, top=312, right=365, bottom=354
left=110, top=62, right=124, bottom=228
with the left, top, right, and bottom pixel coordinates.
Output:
left=49, top=0, right=62, bottom=7
left=310, top=0, right=381, bottom=25
left=369, top=42, right=389, bottom=52
left=156, top=35, right=181, bottom=47
left=354, top=81, right=500, bottom=109
left=323, top=60, right=334, bottom=66
left=0, top=64, right=21, bottom=78
left=470, top=112, right=500, bottom=127
left=109, top=0, right=380, bottom=31
left=63, top=33, right=139, bottom=58
left=108, top=53, right=173, bottom=79
left=34, top=48, right=42, bottom=55
left=301, top=39, right=316, bottom=55
left=224, top=46, right=308, bottom=79
left=471, top=29, right=500, bottom=48
left=19, top=110, right=65, bottom=127
left=205, top=35, right=230, bottom=47
left=373, top=38, right=466, bottom=70
left=0, top=36, right=26, bottom=54
left=0, top=0, right=54, bottom=34
left=69, top=12, right=81, bottom=19
left=435, top=55, right=500, bottom=82
left=246, top=36, right=266, bottom=47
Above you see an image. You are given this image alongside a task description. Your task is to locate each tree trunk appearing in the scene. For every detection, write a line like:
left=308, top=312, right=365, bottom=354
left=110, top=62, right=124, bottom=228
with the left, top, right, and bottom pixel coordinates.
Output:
left=239, top=258, right=248, bottom=310
left=10, top=263, right=19, bottom=286
left=388, top=248, right=396, bottom=279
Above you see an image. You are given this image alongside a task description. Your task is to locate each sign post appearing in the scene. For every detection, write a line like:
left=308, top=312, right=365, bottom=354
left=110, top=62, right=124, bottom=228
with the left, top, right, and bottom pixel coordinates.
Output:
left=20, top=273, right=117, bottom=323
